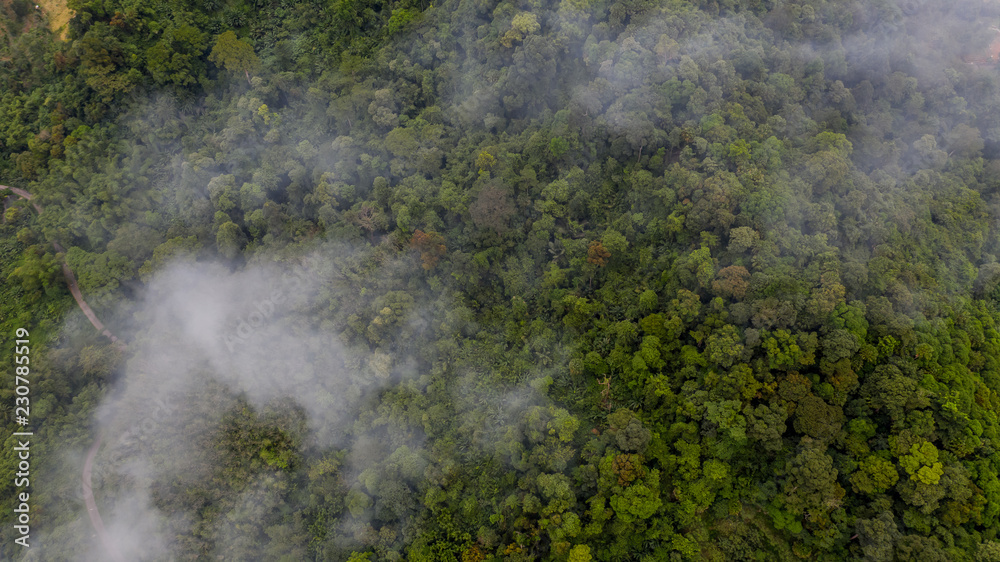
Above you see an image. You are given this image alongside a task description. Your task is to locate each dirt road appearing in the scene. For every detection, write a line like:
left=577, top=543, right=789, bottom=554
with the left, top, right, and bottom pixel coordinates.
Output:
left=82, top=435, right=125, bottom=562
left=3, top=186, right=124, bottom=347
left=3, top=184, right=125, bottom=561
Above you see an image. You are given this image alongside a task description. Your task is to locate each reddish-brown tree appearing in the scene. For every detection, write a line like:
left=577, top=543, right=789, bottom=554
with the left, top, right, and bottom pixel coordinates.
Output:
left=587, top=240, right=611, bottom=267
left=410, top=230, right=446, bottom=270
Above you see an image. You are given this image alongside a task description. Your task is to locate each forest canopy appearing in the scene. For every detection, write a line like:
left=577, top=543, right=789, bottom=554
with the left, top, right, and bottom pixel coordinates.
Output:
left=4, top=0, right=1000, bottom=560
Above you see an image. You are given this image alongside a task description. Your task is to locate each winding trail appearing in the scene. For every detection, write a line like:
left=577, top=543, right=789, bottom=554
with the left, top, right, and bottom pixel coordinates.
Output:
left=3, top=184, right=126, bottom=562
left=52, top=240, right=124, bottom=347
left=3, top=186, right=124, bottom=346
left=82, top=435, right=124, bottom=562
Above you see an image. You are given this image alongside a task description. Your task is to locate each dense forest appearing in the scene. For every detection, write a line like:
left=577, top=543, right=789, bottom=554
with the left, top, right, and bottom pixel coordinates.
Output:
left=5, top=0, right=1000, bottom=559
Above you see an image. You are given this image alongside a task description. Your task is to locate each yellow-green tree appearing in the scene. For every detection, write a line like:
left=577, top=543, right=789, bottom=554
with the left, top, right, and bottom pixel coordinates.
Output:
left=208, top=31, right=259, bottom=83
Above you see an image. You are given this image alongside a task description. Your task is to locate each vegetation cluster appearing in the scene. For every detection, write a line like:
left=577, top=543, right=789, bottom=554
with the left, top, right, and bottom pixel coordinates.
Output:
left=4, top=0, right=1000, bottom=560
